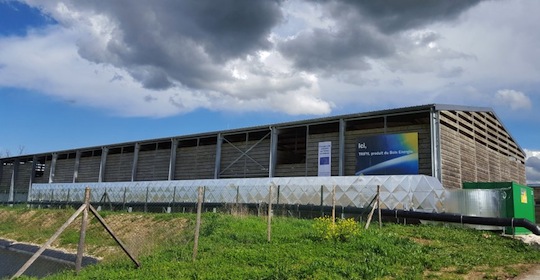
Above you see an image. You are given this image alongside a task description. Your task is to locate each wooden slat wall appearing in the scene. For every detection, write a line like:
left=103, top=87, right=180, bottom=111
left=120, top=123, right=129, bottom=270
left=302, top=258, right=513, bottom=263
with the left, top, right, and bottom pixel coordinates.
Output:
left=136, top=149, right=170, bottom=181
left=15, top=162, right=32, bottom=192
left=0, top=164, right=12, bottom=191
left=175, top=145, right=216, bottom=180
left=105, top=152, right=134, bottom=182
left=78, top=156, right=100, bottom=183
left=54, top=158, right=75, bottom=183
left=220, top=138, right=270, bottom=178
left=275, top=163, right=305, bottom=177
left=439, top=110, right=526, bottom=189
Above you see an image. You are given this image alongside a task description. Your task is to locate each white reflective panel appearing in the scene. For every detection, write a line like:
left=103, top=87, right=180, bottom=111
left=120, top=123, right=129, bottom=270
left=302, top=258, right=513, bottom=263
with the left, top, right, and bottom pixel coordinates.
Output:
left=30, top=175, right=448, bottom=212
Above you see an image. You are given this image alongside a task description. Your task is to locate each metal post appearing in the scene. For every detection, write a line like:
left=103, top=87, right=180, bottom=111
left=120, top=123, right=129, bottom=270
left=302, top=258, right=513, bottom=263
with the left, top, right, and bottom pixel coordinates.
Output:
left=377, top=185, right=382, bottom=228
left=320, top=185, right=324, bottom=217
left=122, top=187, right=127, bottom=210
left=214, top=134, right=222, bottom=179
left=73, top=151, right=81, bottom=183
left=144, top=186, right=149, bottom=213
left=9, top=159, right=19, bottom=204
left=338, top=118, right=346, bottom=176
left=305, top=125, right=310, bottom=176
left=168, top=139, right=178, bottom=180
left=131, top=143, right=140, bottom=182
left=98, top=147, right=108, bottom=183
left=332, top=185, right=336, bottom=224
left=172, top=186, right=177, bottom=209
left=430, top=108, right=442, bottom=181
left=28, top=156, right=37, bottom=203
left=267, top=184, right=273, bottom=242
left=49, top=153, right=58, bottom=184
left=268, top=127, right=278, bottom=178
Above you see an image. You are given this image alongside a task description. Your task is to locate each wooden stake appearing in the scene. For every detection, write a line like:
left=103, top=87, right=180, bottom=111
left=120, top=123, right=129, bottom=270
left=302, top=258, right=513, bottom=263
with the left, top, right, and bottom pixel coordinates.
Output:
left=12, top=204, right=87, bottom=279
left=12, top=188, right=140, bottom=279
left=193, top=186, right=203, bottom=261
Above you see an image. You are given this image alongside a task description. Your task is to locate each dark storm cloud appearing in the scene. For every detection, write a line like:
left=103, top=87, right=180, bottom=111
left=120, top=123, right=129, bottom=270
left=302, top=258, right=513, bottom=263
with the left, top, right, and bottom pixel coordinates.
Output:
left=336, top=0, right=483, bottom=34
left=279, top=26, right=394, bottom=73
left=280, top=0, right=482, bottom=74
left=71, top=0, right=284, bottom=90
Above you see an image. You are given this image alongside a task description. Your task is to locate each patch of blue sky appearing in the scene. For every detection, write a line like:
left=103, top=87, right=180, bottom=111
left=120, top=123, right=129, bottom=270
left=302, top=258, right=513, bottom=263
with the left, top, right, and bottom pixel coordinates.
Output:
left=0, top=1, right=56, bottom=36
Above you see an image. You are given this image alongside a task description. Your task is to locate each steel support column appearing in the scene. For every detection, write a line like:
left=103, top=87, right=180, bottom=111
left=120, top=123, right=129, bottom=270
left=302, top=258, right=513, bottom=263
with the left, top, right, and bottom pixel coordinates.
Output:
left=131, top=143, right=140, bottom=182
left=339, top=118, right=346, bottom=176
left=49, top=153, right=58, bottom=184
left=98, top=147, right=109, bottom=183
left=73, top=150, right=81, bottom=183
left=430, top=108, right=442, bottom=181
left=169, top=139, right=178, bottom=180
left=9, top=159, right=19, bottom=203
left=305, top=125, right=310, bottom=176
left=0, top=160, right=3, bottom=188
left=214, top=134, right=222, bottom=179
left=268, top=127, right=278, bottom=178
left=27, top=156, right=37, bottom=199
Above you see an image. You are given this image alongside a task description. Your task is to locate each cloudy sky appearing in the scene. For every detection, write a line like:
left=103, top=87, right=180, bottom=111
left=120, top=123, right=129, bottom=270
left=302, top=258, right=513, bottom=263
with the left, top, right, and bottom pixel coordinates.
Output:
left=1, top=0, right=540, bottom=183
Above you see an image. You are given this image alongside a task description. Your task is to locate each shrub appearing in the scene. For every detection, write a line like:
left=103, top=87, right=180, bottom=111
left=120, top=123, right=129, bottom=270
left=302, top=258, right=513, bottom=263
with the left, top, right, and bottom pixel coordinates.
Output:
left=313, top=216, right=360, bottom=242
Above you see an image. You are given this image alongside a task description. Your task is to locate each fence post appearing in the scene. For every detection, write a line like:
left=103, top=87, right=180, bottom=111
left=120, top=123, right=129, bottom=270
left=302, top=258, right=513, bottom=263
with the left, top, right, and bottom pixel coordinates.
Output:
left=66, top=189, right=71, bottom=208
left=267, top=184, right=273, bottom=243
left=332, top=185, right=336, bottom=224
left=122, top=187, right=127, bottom=210
left=377, top=185, right=382, bottom=228
left=11, top=204, right=87, bottom=279
left=320, top=185, right=324, bottom=217
left=144, top=186, right=149, bottom=213
left=172, top=186, right=177, bottom=211
left=193, top=186, right=203, bottom=261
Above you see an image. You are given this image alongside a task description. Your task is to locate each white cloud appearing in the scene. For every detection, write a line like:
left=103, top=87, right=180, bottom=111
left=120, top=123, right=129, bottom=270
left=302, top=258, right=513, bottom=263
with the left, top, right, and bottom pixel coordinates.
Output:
left=494, top=89, right=532, bottom=111
left=0, top=23, right=331, bottom=117
left=525, top=150, right=540, bottom=185
left=1, top=0, right=540, bottom=121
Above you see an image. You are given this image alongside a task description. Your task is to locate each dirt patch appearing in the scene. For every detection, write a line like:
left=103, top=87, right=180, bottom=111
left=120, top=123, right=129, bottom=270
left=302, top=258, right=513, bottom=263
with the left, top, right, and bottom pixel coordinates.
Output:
left=512, top=264, right=540, bottom=280
left=425, top=264, right=536, bottom=280
left=409, top=237, right=434, bottom=246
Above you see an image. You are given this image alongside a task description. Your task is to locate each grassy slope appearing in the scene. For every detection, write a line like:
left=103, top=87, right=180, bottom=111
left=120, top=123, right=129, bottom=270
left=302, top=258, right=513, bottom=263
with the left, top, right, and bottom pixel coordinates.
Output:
left=1, top=207, right=539, bottom=279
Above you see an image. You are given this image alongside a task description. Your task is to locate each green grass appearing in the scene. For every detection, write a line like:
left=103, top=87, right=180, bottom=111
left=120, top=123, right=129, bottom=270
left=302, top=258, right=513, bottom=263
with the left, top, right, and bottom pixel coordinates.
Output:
left=1, top=207, right=540, bottom=279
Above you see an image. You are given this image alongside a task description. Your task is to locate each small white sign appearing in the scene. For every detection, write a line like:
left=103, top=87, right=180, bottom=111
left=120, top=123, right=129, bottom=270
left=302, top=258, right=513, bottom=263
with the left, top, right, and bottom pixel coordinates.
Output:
left=318, top=141, right=332, bottom=177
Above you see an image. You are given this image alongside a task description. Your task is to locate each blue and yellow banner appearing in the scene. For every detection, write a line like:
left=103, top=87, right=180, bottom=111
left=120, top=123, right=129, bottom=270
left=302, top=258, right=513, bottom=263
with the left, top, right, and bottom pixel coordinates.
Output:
left=355, top=132, right=418, bottom=175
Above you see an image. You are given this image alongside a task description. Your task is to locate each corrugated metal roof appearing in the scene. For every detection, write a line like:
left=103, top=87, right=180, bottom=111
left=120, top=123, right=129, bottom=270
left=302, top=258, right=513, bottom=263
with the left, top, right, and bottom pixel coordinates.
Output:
left=0, top=103, right=523, bottom=160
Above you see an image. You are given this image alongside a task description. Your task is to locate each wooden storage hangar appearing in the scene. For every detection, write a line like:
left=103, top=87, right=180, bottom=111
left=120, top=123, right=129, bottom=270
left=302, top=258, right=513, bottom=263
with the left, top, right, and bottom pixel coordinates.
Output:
left=0, top=104, right=526, bottom=201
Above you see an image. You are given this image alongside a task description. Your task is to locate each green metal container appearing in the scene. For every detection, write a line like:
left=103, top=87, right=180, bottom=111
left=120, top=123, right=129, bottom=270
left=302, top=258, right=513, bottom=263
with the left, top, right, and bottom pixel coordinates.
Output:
left=462, top=182, right=535, bottom=234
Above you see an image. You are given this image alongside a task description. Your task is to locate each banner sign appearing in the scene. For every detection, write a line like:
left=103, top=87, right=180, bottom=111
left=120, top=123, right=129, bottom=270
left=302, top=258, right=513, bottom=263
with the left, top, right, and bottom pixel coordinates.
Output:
left=355, top=132, right=418, bottom=175
left=318, top=141, right=332, bottom=176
